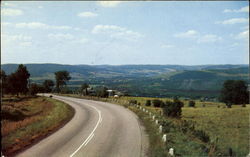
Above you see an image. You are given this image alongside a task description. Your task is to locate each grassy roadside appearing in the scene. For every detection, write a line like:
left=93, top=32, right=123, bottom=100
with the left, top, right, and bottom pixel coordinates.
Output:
left=58, top=94, right=249, bottom=156
left=1, top=96, right=75, bottom=156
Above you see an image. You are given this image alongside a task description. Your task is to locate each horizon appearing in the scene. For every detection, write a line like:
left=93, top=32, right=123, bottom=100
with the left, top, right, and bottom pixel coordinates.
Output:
left=1, top=62, right=248, bottom=66
left=1, top=1, right=249, bottom=65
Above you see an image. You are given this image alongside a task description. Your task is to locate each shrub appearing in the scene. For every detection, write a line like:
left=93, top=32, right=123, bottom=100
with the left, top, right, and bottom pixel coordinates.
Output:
left=145, top=100, right=151, bottom=106
left=193, top=129, right=210, bottom=143
left=188, top=100, right=195, bottom=107
left=179, top=120, right=195, bottom=133
left=242, top=104, right=246, bottom=107
left=2, top=106, right=26, bottom=121
left=163, top=99, right=184, bottom=118
left=129, top=99, right=137, bottom=105
left=161, top=120, right=174, bottom=133
left=226, top=103, right=232, bottom=108
left=152, top=99, right=164, bottom=107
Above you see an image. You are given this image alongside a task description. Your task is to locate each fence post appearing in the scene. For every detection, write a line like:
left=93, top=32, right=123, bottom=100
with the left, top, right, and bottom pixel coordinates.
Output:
left=169, top=148, right=174, bottom=156
left=159, top=125, right=162, bottom=133
left=162, top=134, right=167, bottom=142
left=155, top=119, right=158, bottom=125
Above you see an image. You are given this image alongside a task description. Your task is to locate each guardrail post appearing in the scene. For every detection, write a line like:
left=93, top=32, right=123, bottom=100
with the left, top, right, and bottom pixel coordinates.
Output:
left=159, top=125, right=162, bottom=133
left=155, top=119, right=158, bottom=125
left=169, top=148, right=174, bottom=156
left=162, top=134, right=167, bottom=142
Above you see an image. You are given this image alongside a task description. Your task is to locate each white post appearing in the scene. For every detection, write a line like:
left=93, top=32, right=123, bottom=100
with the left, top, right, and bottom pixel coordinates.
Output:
left=159, top=125, right=162, bottom=133
left=162, top=134, right=167, bottom=142
left=155, top=119, right=158, bottom=125
left=169, top=148, right=174, bottom=156
left=152, top=115, right=155, bottom=120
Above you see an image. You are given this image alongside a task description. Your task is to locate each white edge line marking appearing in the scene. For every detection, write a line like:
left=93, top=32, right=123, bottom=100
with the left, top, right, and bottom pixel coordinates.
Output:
left=84, top=134, right=94, bottom=146
left=70, top=105, right=102, bottom=157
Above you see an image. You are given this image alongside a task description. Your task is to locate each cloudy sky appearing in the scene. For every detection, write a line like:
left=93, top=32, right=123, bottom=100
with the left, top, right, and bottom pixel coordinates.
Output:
left=1, top=1, right=249, bottom=65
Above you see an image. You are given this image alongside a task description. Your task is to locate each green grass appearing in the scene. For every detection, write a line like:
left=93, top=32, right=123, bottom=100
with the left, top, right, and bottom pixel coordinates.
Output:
left=129, top=107, right=168, bottom=157
left=182, top=106, right=250, bottom=156
left=1, top=96, right=75, bottom=156
left=119, top=96, right=250, bottom=156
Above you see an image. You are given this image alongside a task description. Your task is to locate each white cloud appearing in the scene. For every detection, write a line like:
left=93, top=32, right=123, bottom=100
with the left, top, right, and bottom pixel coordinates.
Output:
left=236, top=30, right=249, bottom=39
left=15, top=22, right=72, bottom=30
left=74, top=38, right=89, bottom=44
left=97, top=1, right=123, bottom=7
left=174, top=30, right=222, bottom=43
left=19, top=42, right=32, bottom=47
left=38, top=6, right=43, bottom=9
left=161, top=44, right=174, bottom=48
left=1, top=8, right=23, bottom=16
left=197, top=34, right=222, bottom=43
left=2, top=2, right=17, bottom=7
left=48, top=33, right=74, bottom=40
left=92, top=25, right=143, bottom=41
left=2, top=34, right=32, bottom=42
left=78, top=12, right=98, bottom=17
left=1, top=22, right=12, bottom=27
left=223, top=6, right=249, bottom=13
left=217, top=18, right=248, bottom=25
left=174, top=30, right=199, bottom=38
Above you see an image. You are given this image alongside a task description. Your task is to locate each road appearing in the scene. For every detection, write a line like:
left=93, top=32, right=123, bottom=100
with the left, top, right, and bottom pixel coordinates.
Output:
left=17, top=95, right=148, bottom=157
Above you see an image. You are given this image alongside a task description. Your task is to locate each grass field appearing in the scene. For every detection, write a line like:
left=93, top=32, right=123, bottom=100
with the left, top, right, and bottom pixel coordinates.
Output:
left=118, top=96, right=249, bottom=156
left=1, top=96, right=75, bottom=156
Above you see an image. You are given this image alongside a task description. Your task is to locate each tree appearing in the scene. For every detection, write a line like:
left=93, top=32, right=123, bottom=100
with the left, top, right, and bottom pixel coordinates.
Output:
left=145, top=100, right=151, bottom=106
left=152, top=99, right=165, bottom=107
left=43, top=80, right=54, bottom=92
left=29, top=83, right=44, bottom=96
left=163, top=98, right=184, bottom=118
left=219, top=80, right=249, bottom=105
left=0, top=70, right=7, bottom=96
left=5, top=64, right=30, bottom=96
left=15, top=64, right=30, bottom=95
left=54, top=71, right=71, bottom=93
left=80, top=83, right=89, bottom=96
left=188, top=100, right=195, bottom=107
left=96, top=86, right=108, bottom=98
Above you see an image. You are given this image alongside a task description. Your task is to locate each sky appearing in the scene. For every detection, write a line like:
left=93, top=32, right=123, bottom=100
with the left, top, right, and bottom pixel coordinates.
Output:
left=1, top=1, right=249, bottom=65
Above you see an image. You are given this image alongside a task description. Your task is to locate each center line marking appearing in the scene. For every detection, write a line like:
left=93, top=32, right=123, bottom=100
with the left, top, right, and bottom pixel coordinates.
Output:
left=70, top=103, right=102, bottom=157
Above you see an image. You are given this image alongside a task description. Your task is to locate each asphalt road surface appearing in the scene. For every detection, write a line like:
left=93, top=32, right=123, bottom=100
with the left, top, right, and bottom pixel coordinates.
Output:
left=17, top=95, right=148, bottom=157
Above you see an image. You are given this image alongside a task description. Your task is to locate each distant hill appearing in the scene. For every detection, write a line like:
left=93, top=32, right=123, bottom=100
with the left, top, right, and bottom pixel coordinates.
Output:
left=1, top=63, right=248, bottom=98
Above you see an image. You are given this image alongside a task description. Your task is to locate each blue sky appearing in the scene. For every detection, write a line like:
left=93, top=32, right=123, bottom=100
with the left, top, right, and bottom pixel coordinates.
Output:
left=1, top=1, right=249, bottom=65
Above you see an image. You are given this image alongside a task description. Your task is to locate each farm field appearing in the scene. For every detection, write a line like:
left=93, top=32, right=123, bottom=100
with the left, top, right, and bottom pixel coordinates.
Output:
left=1, top=96, right=74, bottom=156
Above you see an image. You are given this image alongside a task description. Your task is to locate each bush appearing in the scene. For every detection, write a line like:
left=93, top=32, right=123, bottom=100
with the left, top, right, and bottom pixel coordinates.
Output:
left=188, top=100, right=195, bottom=107
left=193, top=129, right=210, bottom=143
left=242, top=104, right=246, bottom=107
left=226, top=103, right=232, bottom=108
left=179, top=120, right=195, bottom=133
left=129, top=99, right=137, bottom=105
left=163, top=99, right=184, bottom=118
left=2, top=106, right=26, bottom=121
left=145, top=100, right=151, bottom=106
left=161, top=120, right=174, bottom=133
left=152, top=99, right=164, bottom=107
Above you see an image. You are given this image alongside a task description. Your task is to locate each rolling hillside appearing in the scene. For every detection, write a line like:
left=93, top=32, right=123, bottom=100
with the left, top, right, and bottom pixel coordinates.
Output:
left=2, top=64, right=248, bottom=98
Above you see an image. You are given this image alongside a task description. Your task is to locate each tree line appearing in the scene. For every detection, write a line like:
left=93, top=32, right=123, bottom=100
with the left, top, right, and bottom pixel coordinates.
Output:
left=1, top=64, right=71, bottom=96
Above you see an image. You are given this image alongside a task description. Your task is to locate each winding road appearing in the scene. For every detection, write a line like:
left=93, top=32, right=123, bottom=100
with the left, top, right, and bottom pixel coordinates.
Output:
left=17, top=95, right=148, bottom=157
